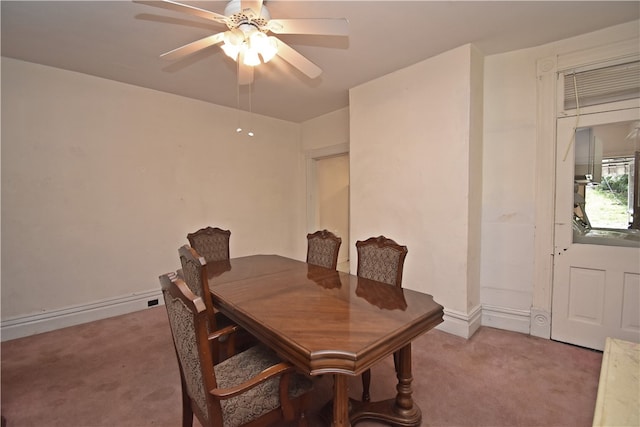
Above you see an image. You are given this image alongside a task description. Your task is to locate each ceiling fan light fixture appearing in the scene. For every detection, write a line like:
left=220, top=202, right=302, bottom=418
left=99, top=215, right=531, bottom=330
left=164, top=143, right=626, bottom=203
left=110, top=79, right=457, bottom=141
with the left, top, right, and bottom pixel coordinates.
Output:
left=222, top=26, right=277, bottom=66
left=227, top=28, right=245, bottom=43
left=243, top=48, right=261, bottom=66
left=221, top=28, right=245, bottom=61
left=222, top=29, right=245, bottom=59
left=221, top=42, right=240, bottom=60
left=248, top=31, right=264, bottom=44
left=251, top=33, right=278, bottom=63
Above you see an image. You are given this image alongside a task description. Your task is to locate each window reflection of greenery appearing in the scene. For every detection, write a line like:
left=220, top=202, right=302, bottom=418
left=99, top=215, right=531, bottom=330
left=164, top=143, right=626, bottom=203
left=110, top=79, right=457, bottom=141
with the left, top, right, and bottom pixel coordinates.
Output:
left=586, top=169, right=631, bottom=229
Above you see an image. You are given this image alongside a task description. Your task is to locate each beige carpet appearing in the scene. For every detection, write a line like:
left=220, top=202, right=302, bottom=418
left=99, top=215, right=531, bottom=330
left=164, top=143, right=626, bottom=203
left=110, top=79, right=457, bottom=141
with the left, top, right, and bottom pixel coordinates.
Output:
left=1, top=306, right=602, bottom=427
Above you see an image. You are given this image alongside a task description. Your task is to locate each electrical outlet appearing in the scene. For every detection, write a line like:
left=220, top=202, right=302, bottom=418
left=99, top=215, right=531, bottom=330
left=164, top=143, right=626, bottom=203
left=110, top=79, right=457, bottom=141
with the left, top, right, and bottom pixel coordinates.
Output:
left=147, top=299, right=159, bottom=307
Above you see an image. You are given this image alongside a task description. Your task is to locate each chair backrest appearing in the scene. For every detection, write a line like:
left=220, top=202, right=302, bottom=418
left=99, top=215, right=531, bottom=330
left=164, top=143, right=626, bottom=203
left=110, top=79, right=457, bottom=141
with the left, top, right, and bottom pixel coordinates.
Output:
left=186, top=227, right=231, bottom=264
left=159, top=273, right=222, bottom=427
left=355, top=235, right=408, bottom=287
left=179, top=245, right=217, bottom=329
left=306, top=229, right=342, bottom=270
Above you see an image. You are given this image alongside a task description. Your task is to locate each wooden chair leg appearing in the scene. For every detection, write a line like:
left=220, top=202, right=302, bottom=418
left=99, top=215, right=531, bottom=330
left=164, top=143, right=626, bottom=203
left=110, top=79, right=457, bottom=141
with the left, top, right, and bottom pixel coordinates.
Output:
left=361, top=369, right=371, bottom=402
left=298, top=393, right=310, bottom=427
left=180, top=379, right=193, bottom=427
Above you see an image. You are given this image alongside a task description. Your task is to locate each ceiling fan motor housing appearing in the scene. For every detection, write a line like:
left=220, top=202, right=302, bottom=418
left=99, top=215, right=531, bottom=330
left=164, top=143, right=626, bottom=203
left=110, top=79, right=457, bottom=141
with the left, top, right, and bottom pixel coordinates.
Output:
left=224, top=0, right=270, bottom=33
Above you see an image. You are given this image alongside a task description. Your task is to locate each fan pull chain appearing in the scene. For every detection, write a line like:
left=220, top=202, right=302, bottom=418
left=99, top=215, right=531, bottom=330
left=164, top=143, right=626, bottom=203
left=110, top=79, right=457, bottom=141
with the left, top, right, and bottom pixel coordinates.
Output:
left=235, top=61, right=243, bottom=134
left=247, top=81, right=254, bottom=137
left=234, top=61, right=254, bottom=137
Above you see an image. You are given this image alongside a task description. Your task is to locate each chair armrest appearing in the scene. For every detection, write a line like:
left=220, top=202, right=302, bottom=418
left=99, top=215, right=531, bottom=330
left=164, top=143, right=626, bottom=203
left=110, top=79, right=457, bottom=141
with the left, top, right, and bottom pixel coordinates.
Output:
left=209, top=362, right=295, bottom=400
left=158, top=272, right=178, bottom=291
left=208, top=324, right=239, bottom=341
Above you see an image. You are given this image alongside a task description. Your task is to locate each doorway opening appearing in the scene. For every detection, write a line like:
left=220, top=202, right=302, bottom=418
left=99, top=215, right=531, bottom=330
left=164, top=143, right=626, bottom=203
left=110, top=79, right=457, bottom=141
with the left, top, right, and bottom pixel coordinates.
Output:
left=306, top=145, right=350, bottom=272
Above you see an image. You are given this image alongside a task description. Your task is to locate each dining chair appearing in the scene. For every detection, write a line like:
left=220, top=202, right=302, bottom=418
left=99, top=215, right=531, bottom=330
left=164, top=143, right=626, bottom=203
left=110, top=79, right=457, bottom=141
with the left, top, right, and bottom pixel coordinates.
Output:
left=355, top=235, right=408, bottom=402
left=159, top=273, right=312, bottom=427
left=306, top=229, right=342, bottom=270
left=179, top=245, right=254, bottom=362
left=186, top=226, right=231, bottom=264
left=356, top=235, right=408, bottom=287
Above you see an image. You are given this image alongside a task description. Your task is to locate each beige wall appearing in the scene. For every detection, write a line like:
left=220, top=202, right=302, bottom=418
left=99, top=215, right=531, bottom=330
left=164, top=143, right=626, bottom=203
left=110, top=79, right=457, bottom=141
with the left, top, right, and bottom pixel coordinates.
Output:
left=482, top=47, right=540, bottom=315
left=349, top=44, right=483, bottom=336
left=1, top=58, right=305, bottom=319
left=301, top=108, right=349, bottom=151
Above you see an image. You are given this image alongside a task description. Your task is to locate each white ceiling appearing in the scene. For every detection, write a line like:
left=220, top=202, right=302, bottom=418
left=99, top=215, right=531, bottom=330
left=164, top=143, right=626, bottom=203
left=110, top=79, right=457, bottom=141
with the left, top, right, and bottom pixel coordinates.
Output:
left=2, top=1, right=639, bottom=123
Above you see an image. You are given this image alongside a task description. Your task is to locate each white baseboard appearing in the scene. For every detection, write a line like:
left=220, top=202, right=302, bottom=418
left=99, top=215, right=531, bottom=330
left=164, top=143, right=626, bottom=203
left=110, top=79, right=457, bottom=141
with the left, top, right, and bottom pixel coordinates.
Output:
left=437, top=304, right=534, bottom=339
left=1, top=289, right=164, bottom=342
left=530, top=307, right=551, bottom=339
left=481, top=304, right=531, bottom=334
left=1, top=291, right=541, bottom=344
left=437, top=305, right=482, bottom=339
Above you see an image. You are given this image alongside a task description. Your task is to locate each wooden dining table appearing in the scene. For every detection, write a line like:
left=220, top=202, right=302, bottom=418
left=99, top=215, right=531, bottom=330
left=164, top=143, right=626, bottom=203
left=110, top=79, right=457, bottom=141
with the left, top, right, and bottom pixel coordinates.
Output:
left=206, top=255, right=444, bottom=427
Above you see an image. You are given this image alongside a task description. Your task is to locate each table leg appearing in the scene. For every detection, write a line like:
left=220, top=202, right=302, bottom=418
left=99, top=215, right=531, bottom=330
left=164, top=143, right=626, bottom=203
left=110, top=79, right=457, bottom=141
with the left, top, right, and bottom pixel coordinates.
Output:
left=350, top=343, right=422, bottom=426
left=333, top=374, right=351, bottom=427
left=393, top=343, right=420, bottom=421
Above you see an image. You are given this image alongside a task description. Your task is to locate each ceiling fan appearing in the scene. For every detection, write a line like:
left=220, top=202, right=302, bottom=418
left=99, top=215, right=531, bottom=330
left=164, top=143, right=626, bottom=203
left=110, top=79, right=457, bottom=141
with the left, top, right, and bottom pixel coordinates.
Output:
left=135, top=0, right=348, bottom=85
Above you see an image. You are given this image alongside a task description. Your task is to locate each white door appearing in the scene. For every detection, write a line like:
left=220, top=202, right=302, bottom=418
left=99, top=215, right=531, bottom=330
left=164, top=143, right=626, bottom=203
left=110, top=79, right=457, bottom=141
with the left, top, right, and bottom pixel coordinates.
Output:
left=552, top=108, right=640, bottom=351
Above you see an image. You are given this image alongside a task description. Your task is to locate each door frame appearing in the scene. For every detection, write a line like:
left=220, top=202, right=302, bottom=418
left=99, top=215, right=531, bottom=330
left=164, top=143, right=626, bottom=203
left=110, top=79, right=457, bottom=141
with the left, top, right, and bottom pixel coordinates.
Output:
left=305, top=143, right=349, bottom=242
left=533, top=38, right=640, bottom=339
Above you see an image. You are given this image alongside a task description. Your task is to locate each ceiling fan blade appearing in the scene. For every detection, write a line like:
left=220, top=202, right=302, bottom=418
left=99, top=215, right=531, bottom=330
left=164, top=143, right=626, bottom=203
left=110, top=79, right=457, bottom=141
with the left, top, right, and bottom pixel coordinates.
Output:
left=275, top=40, right=322, bottom=79
left=134, top=0, right=228, bottom=25
left=268, top=18, right=348, bottom=36
left=160, top=32, right=226, bottom=61
left=237, top=60, right=255, bottom=85
left=240, top=0, right=264, bottom=20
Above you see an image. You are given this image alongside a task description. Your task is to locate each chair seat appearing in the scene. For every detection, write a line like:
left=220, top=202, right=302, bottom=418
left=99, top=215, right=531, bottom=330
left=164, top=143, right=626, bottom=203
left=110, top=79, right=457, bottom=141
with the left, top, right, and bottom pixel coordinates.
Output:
left=216, top=344, right=313, bottom=427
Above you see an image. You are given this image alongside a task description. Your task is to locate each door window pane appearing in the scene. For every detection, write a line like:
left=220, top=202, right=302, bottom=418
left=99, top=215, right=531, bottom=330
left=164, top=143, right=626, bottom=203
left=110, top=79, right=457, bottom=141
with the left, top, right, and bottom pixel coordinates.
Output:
left=573, top=120, right=640, bottom=247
